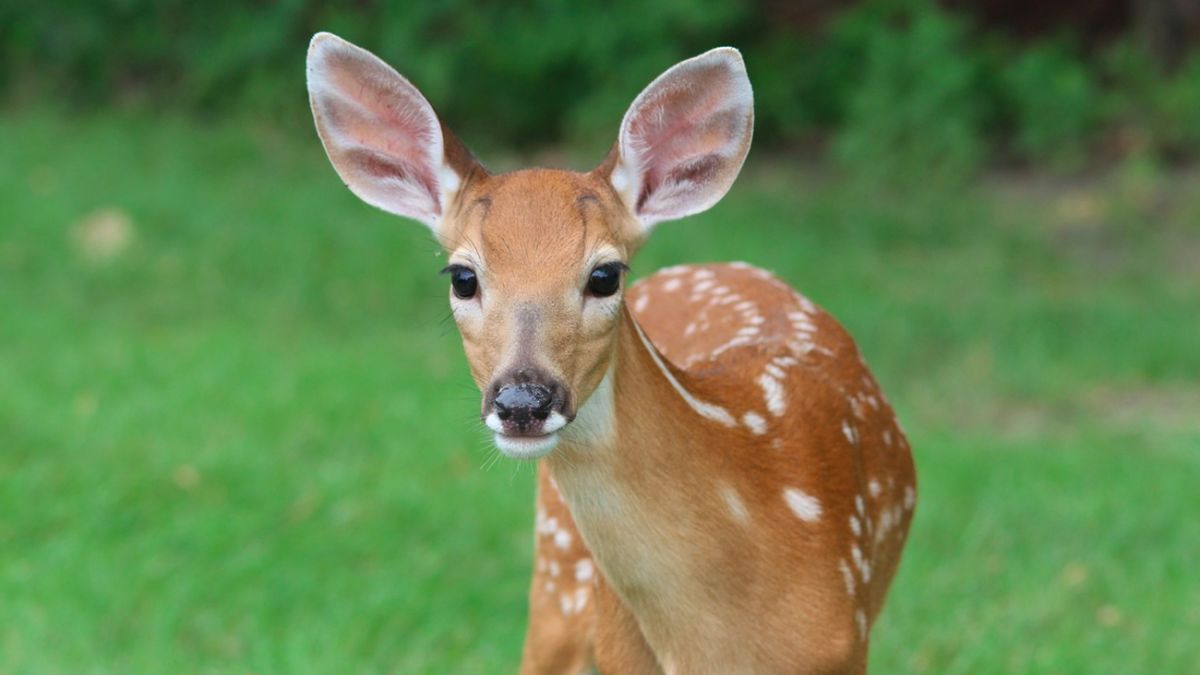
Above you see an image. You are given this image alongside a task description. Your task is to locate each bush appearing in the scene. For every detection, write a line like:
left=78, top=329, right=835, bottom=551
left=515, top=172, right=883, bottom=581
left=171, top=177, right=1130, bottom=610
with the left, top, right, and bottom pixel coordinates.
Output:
left=0, top=0, right=750, bottom=153
left=1103, top=40, right=1200, bottom=159
left=3, top=0, right=1200, bottom=173
left=1000, top=40, right=1099, bottom=168
left=832, top=1, right=989, bottom=182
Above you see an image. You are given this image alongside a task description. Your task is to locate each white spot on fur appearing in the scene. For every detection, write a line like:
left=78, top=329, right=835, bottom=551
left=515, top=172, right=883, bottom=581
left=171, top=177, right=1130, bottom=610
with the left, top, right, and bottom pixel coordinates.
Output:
left=838, top=559, right=855, bottom=596
left=842, top=420, right=858, bottom=445
left=868, top=479, right=882, bottom=498
left=851, top=544, right=871, bottom=582
left=783, top=487, right=822, bottom=522
left=720, top=483, right=750, bottom=524
left=708, top=335, right=754, bottom=359
left=548, top=560, right=561, bottom=578
left=742, top=411, right=767, bottom=435
left=876, top=508, right=894, bottom=544
left=554, top=528, right=572, bottom=550
left=787, top=339, right=815, bottom=356
left=856, top=609, right=868, bottom=640
left=904, top=485, right=916, bottom=510
left=575, top=559, right=594, bottom=583
left=663, top=278, right=682, bottom=292
left=757, top=373, right=787, bottom=417
left=850, top=514, right=861, bottom=537
left=633, top=294, right=650, bottom=313
left=693, top=268, right=715, bottom=279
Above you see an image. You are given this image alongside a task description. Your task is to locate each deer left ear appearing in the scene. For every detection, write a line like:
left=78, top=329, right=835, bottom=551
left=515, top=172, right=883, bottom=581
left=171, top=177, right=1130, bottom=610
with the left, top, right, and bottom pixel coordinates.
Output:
left=604, top=47, right=754, bottom=232
left=306, top=32, right=483, bottom=233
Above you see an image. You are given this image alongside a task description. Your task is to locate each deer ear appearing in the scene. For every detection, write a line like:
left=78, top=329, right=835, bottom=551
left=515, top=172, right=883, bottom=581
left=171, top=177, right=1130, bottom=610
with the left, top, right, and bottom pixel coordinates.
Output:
left=306, top=32, right=481, bottom=231
left=605, top=47, right=754, bottom=232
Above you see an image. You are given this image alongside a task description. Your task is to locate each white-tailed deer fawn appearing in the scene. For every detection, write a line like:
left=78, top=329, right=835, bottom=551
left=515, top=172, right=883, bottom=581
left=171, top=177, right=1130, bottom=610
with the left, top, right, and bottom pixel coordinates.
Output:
left=307, top=32, right=916, bottom=674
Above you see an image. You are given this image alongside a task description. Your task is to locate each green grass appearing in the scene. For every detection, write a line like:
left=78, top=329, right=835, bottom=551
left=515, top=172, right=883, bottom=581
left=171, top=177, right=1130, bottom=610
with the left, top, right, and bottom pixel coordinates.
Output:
left=2, top=110, right=1198, bottom=673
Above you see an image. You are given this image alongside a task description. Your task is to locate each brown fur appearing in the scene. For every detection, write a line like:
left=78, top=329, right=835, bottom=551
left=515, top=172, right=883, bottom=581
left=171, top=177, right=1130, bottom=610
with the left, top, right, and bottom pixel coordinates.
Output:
left=436, top=168, right=916, bottom=674
left=519, top=263, right=916, bottom=674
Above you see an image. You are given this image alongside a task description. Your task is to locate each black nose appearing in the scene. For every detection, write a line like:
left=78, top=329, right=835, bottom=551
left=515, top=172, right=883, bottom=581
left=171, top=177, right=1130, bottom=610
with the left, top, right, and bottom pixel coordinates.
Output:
left=494, top=382, right=554, bottom=429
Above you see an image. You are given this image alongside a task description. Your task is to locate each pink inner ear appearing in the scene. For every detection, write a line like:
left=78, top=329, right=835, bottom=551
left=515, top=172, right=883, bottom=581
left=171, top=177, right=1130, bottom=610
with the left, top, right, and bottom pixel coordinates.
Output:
left=633, top=84, right=719, bottom=201
left=620, top=55, right=751, bottom=222
left=311, top=41, right=447, bottom=220
left=342, top=146, right=439, bottom=208
left=325, top=55, right=440, bottom=200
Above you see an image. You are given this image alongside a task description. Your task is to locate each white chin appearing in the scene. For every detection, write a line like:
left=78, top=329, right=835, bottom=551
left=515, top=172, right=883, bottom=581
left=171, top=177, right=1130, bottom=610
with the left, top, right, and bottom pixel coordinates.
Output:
left=493, top=432, right=560, bottom=459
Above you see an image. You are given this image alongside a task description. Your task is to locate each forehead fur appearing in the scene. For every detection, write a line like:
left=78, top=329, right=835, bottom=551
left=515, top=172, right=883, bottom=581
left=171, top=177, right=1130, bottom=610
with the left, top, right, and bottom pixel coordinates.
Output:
left=444, top=168, right=631, bottom=275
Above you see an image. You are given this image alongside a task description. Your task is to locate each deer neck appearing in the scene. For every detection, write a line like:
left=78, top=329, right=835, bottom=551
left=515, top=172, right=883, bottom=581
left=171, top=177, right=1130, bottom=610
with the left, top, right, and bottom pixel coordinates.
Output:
left=551, top=304, right=710, bottom=485
left=548, top=305, right=732, bottom=636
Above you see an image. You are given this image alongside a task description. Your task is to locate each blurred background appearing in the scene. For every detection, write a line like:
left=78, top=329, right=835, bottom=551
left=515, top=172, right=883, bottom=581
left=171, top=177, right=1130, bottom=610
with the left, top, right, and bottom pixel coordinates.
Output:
left=2, top=0, right=1198, bottom=672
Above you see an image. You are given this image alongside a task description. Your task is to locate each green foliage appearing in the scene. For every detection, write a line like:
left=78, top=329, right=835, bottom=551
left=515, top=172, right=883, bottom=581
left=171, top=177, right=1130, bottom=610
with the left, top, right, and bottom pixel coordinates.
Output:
left=832, top=1, right=988, bottom=181
left=4, top=0, right=1200, bottom=174
left=1, top=0, right=748, bottom=151
left=1000, top=40, right=1100, bottom=169
left=1153, top=56, right=1200, bottom=153
left=1103, top=40, right=1200, bottom=158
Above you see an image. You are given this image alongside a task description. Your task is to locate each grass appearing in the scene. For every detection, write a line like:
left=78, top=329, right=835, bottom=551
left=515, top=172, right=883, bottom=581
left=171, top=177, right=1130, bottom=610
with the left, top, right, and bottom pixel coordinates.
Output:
left=1, top=109, right=1198, bottom=673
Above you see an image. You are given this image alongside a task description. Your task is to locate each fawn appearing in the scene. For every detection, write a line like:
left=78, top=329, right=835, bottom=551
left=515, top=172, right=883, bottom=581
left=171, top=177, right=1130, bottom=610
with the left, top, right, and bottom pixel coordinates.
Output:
left=307, top=32, right=916, bottom=674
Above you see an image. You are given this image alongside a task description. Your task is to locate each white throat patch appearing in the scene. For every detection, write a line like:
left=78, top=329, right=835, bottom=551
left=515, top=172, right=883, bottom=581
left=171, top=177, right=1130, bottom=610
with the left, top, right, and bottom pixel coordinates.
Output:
left=561, top=370, right=617, bottom=449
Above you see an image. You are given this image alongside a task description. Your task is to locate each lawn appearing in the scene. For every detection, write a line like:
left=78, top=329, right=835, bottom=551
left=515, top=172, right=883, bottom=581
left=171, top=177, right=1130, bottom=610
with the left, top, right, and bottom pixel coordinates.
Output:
left=1, top=110, right=1198, bottom=673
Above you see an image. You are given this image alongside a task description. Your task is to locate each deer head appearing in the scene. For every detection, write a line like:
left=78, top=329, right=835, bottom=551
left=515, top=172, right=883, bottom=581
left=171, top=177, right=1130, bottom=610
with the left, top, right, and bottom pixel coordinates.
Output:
left=306, top=32, right=753, bottom=459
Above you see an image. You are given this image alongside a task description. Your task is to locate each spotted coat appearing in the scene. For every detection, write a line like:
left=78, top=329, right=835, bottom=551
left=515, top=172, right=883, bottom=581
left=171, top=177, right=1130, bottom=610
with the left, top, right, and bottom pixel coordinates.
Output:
left=521, top=263, right=917, bottom=674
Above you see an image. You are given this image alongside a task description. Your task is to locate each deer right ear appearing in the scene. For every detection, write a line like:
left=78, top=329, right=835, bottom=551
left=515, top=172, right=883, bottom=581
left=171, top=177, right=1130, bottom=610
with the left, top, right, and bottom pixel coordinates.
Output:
left=603, top=48, right=754, bottom=233
left=306, top=32, right=480, bottom=232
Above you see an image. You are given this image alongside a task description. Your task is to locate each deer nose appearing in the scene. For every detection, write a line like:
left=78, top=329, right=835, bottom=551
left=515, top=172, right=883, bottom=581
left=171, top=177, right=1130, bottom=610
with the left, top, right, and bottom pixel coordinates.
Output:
left=494, top=383, right=554, bottom=429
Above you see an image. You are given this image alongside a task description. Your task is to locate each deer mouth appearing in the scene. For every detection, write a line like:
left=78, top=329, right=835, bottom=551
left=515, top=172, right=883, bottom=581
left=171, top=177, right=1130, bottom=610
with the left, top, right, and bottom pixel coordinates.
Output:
left=486, top=410, right=568, bottom=459
left=492, top=430, right=562, bottom=459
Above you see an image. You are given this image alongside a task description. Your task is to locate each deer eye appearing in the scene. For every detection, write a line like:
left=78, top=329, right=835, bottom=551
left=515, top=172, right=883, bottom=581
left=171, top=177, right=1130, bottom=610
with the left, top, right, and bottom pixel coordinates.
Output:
left=442, top=264, right=478, bottom=299
left=587, top=262, right=626, bottom=298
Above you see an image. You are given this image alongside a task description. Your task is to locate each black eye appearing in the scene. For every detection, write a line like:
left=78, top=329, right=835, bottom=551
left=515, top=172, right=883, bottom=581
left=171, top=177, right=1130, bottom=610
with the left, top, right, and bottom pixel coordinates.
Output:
left=587, top=263, right=626, bottom=297
left=442, top=265, right=478, bottom=299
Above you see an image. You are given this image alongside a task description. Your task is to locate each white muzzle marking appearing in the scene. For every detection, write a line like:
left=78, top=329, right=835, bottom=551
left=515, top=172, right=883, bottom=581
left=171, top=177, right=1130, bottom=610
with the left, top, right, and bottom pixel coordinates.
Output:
left=486, top=411, right=568, bottom=459
left=493, top=432, right=561, bottom=459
